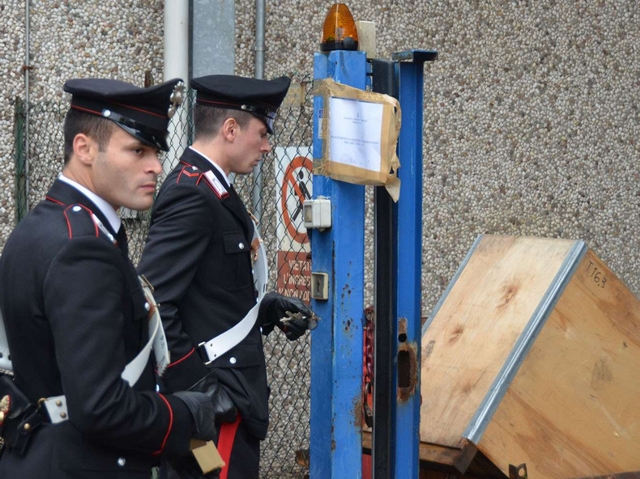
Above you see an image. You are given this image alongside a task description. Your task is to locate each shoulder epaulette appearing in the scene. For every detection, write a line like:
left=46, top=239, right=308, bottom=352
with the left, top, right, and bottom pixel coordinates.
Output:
left=202, top=170, right=229, bottom=199
left=175, top=164, right=229, bottom=200
left=63, top=204, right=116, bottom=245
left=176, top=164, right=203, bottom=186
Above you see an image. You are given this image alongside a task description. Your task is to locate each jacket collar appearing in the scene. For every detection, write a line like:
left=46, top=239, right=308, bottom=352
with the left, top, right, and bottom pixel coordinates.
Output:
left=180, top=148, right=253, bottom=239
left=45, top=179, right=119, bottom=236
left=57, top=174, right=121, bottom=233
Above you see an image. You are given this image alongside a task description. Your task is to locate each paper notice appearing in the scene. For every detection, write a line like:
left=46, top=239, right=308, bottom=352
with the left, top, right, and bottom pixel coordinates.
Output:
left=329, top=97, right=384, bottom=172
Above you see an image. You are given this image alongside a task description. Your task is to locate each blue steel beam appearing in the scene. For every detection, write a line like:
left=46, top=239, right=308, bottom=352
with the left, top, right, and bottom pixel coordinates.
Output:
left=310, top=50, right=367, bottom=479
left=392, top=49, right=437, bottom=479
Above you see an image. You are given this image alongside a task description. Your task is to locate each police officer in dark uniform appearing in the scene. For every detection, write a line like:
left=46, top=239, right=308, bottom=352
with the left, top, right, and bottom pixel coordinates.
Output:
left=138, top=75, right=317, bottom=479
left=0, top=78, right=230, bottom=478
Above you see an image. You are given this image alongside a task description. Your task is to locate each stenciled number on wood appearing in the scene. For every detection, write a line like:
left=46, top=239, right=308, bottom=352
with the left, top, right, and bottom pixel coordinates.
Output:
left=586, top=260, right=607, bottom=289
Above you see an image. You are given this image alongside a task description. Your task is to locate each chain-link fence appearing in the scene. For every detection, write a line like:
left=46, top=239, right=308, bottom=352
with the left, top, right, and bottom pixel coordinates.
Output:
left=10, top=73, right=315, bottom=478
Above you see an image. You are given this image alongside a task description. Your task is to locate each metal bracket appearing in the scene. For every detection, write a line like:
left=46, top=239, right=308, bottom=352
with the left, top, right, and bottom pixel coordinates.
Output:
left=391, top=49, right=438, bottom=63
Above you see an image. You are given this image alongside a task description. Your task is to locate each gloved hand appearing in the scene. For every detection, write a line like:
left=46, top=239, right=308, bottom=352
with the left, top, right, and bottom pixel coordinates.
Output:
left=258, top=292, right=319, bottom=341
left=163, top=454, right=221, bottom=479
left=172, top=391, right=217, bottom=441
left=188, top=372, right=237, bottom=424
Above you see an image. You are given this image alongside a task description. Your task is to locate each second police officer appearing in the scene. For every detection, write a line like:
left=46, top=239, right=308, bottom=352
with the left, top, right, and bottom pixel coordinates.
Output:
left=138, top=75, right=318, bottom=479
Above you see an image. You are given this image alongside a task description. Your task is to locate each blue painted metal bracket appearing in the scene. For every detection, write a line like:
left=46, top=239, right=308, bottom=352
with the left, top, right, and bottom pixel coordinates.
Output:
left=310, top=50, right=367, bottom=479
left=393, top=49, right=437, bottom=479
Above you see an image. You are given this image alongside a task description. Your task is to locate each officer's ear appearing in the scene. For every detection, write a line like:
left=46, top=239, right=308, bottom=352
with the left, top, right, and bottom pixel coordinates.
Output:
left=72, top=133, right=98, bottom=166
left=221, top=117, right=239, bottom=142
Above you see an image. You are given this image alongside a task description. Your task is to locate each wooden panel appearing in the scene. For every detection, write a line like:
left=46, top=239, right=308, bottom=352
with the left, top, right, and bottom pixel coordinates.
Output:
left=478, top=250, right=640, bottom=478
left=420, top=235, right=576, bottom=447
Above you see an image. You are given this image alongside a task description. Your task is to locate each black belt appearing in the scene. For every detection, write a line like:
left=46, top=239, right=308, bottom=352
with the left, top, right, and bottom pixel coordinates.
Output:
left=0, top=374, right=49, bottom=457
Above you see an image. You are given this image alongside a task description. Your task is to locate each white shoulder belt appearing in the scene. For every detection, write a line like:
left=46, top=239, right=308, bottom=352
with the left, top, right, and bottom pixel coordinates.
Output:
left=197, top=212, right=268, bottom=364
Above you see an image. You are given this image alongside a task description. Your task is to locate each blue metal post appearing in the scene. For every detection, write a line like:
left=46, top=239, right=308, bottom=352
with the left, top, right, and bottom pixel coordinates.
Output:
left=392, top=49, right=437, bottom=479
left=310, top=50, right=367, bottom=479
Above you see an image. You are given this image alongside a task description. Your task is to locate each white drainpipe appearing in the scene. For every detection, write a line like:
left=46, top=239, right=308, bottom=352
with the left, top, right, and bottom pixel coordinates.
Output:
left=164, top=0, right=190, bottom=175
left=252, top=0, right=266, bottom=222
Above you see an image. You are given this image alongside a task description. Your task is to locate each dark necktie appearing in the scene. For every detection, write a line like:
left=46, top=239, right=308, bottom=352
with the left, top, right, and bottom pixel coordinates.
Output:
left=116, top=225, right=129, bottom=257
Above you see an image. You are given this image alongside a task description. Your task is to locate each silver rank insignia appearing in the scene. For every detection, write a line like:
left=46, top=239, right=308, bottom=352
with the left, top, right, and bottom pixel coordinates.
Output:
left=203, top=171, right=229, bottom=199
left=167, top=81, right=186, bottom=119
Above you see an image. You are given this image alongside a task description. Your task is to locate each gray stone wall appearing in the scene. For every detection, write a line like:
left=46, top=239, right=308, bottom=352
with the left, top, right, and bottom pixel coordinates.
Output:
left=7, top=1, right=638, bottom=317
left=235, top=0, right=640, bottom=316
left=0, top=0, right=164, bottom=244
left=0, top=0, right=26, bottom=242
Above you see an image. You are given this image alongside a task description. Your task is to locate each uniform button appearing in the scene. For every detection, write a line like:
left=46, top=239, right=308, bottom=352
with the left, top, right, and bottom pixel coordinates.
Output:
left=144, top=302, right=150, bottom=311
left=238, top=243, right=245, bottom=250
left=103, top=109, right=112, bottom=118
left=229, top=357, right=237, bottom=364
left=117, top=457, right=126, bottom=467
left=72, top=206, right=82, bottom=212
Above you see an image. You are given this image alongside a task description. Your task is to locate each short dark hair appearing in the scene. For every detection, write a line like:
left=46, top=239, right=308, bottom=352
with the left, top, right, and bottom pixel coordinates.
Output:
left=63, top=109, right=116, bottom=164
left=193, top=104, right=255, bottom=141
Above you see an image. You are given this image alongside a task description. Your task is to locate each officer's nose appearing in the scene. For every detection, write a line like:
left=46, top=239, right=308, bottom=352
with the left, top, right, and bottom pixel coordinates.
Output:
left=262, top=137, right=272, bottom=154
left=148, top=153, right=163, bottom=175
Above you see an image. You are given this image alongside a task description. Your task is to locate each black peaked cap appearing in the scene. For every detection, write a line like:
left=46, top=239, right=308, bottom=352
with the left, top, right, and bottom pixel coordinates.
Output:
left=190, top=75, right=291, bottom=133
left=64, top=78, right=185, bottom=151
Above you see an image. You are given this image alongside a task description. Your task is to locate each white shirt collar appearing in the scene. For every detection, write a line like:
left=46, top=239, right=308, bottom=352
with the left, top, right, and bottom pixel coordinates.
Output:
left=189, top=146, right=231, bottom=186
left=58, top=174, right=122, bottom=233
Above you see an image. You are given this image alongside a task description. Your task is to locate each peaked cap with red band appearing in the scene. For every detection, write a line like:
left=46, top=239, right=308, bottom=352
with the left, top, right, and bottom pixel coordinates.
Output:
left=190, top=75, right=291, bottom=134
left=64, top=78, right=185, bottom=151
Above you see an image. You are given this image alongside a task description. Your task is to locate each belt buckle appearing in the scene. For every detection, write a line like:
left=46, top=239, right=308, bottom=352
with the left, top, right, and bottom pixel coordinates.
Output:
left=197, top=342, right=216, bottom=365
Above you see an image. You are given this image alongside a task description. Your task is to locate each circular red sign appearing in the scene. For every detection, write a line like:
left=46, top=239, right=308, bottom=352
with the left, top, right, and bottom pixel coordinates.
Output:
left=281, top=156, right=313, bottom=245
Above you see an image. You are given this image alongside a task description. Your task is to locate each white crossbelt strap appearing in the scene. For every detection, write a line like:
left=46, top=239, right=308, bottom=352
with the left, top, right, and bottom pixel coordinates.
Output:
left=121, top=276, right=170, bottom=386
left=88, top=214, right=171, bottom=384
left=198, top=219, right=268, bottom=364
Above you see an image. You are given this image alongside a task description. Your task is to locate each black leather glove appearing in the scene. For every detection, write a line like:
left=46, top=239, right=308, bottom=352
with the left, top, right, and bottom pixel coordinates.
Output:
left=259, top=292, right=319, bottom=341
left=188, top=372, right=237, bottom=424
left=172, top=391, right=217, bottom=441
left=163, top=455, right=220, bottom=479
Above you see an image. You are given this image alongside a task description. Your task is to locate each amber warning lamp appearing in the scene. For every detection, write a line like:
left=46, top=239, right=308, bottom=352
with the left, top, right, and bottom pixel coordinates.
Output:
left=320, top=3, right=358, bottom=52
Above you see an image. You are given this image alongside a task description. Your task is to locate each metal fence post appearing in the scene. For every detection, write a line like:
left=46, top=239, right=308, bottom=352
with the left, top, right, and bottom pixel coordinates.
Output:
left=391, top=49, right=437, bottom=479
left=310, top=50, right=367, bottom=479
left=13, top=98, right=27, bottom=223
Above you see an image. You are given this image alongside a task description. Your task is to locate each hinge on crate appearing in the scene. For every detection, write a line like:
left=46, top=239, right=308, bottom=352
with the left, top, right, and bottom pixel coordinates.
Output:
left=509, top=463, right=528, bottom=479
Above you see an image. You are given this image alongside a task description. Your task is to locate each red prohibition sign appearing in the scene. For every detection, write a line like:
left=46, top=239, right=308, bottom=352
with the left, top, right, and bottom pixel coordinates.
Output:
left=281, top=156, right=313, bottom=244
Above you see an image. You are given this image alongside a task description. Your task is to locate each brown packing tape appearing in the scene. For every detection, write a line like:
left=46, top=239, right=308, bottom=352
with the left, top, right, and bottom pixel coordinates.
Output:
left=313, top=78, right=402, bottom=201
left=189, top=439, right=226, bottom=473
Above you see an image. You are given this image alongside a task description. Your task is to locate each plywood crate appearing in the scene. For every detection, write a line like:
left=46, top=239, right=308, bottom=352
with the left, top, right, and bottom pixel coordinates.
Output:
left=420, top=235, right=640, bottom=479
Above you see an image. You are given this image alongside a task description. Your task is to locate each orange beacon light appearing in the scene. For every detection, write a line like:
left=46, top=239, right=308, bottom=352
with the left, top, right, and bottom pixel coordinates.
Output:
left=320, top=3, right=359, bottom=52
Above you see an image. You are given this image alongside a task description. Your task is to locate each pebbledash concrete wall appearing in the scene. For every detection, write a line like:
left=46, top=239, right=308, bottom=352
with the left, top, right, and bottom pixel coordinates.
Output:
left=0, top=0, right=164, bottom=245
left=235, top=0, right=640, bottom=314
left=2, top=0, right=640, bottom=321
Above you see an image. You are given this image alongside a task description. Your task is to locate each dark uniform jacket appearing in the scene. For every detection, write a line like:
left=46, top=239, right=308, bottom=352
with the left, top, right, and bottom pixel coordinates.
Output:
left=138, top=148, right=270, bottom=440
left=0, top=180, right=194, bottom=479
